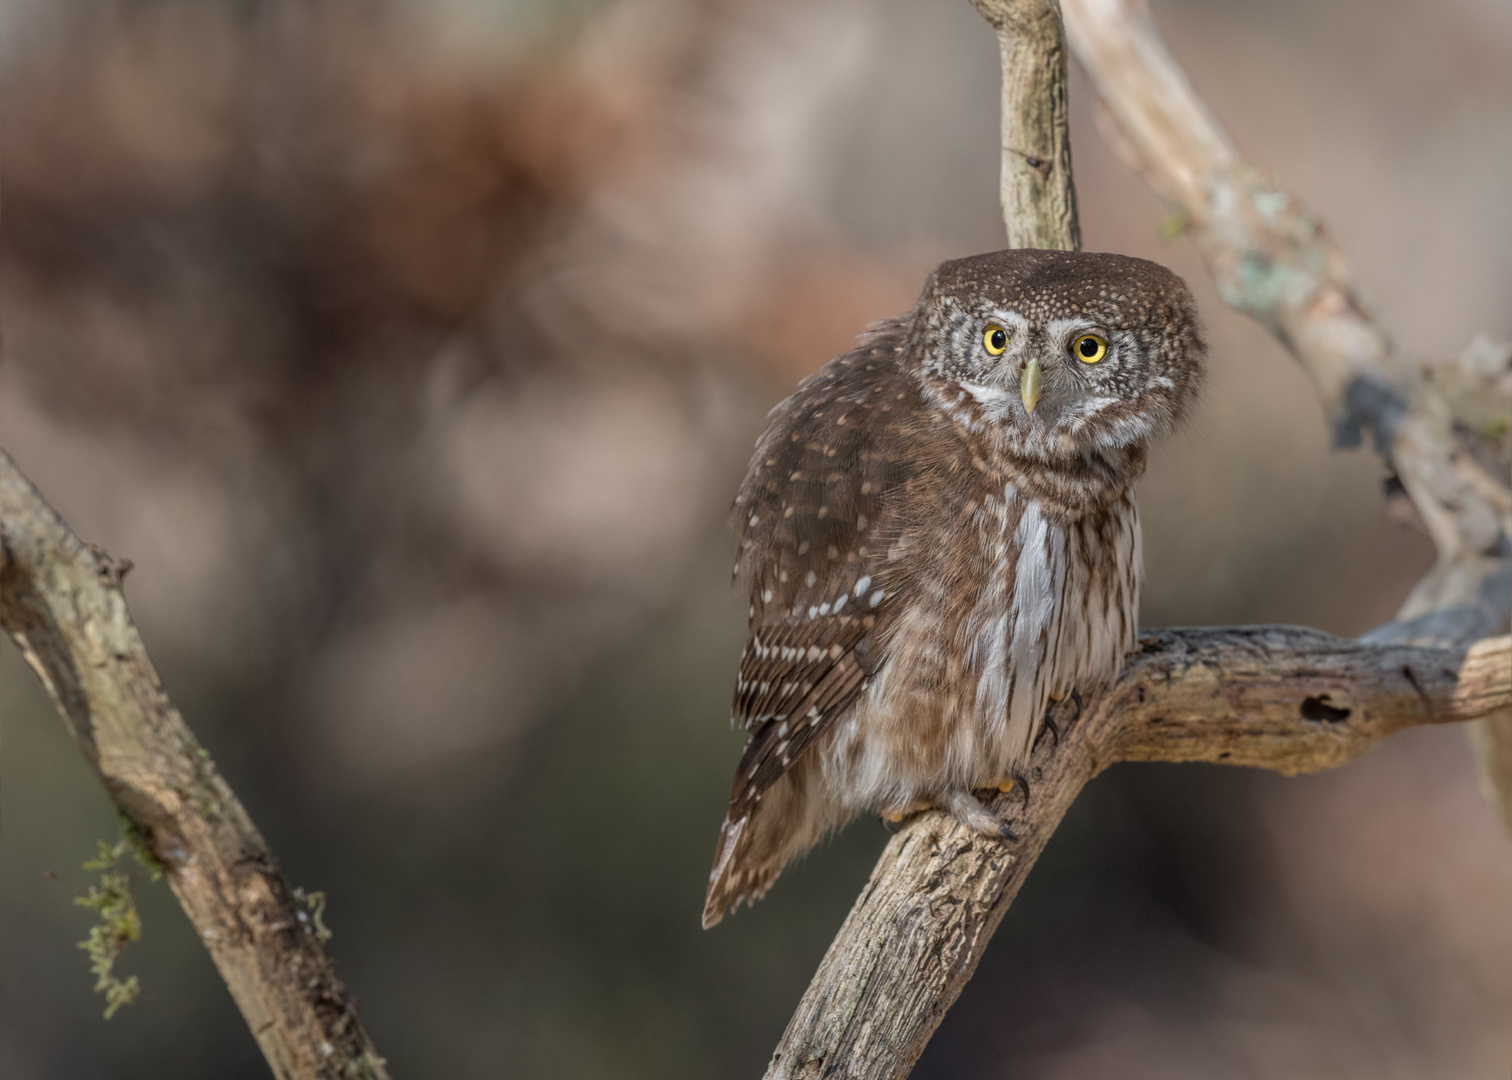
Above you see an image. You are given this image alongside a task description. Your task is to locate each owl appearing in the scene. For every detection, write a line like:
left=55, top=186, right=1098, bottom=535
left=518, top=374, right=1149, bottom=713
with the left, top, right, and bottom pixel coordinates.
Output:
left=703, top=248, right=1204, bottom=928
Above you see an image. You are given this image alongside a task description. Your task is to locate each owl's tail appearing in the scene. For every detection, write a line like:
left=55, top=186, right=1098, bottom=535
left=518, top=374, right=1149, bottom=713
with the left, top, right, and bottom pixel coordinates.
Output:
left=702, top=815, right=767, bottom=928
left=702, top=766, right=839, bottom=928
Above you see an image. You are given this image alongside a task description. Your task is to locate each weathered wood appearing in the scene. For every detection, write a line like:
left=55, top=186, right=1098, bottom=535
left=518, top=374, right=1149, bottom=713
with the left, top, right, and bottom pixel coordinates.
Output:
left=969, top=0, right=1080, bottom=251
left=764, top=629, right=1510, bottom=1079
left=0, top=447, right=390, bottom=1080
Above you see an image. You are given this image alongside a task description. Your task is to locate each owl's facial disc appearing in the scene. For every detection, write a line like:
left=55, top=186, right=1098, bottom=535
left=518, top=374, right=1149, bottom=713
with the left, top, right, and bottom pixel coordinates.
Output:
left=913, top=249, right=1206, bottom=458
left=950, top=310, right=1119, bottom=423
left=934, top=307, right=1163, bottom=448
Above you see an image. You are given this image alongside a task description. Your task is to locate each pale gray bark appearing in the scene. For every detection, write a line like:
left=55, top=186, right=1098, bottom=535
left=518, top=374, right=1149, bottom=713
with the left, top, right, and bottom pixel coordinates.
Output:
left=1061, top=0, right=1512, bottom=814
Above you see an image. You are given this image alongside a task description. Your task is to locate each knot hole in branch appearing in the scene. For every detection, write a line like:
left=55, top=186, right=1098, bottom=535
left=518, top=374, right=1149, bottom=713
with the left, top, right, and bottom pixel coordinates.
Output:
left=1300, top=694, right=1351, bottom=723
left=88, top=544, right=133, bottom=588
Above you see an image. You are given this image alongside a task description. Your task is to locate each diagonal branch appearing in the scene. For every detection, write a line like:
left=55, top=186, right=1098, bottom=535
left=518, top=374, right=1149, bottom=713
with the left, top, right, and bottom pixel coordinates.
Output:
left=1060, top=0, right=1512, bottom=814
left=763, top=3, right=1512, bottom=1078
left=0, top=447, right=391, bottom=1080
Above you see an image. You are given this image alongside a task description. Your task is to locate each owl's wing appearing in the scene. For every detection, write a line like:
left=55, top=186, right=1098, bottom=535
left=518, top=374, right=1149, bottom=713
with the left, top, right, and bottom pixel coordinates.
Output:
left=727, top=606, right=888, bottom=822
left=725, top=316, right=919, bottom=821
left=705, top=321, right=923, bottom=926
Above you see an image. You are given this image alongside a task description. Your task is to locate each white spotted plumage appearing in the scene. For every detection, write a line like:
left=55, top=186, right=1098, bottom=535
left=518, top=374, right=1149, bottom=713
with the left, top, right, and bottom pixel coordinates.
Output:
left=704, top=249, right=1203, bottom=928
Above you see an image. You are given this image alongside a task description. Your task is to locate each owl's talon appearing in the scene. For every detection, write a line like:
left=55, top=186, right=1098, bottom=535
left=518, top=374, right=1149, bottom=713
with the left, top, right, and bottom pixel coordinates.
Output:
left=1036, top=711, right=1061, bottom=750
left=1012, top=771, right=1031, bottom=805
left=881, top=798, right=934, bottom=827
left=1035, top=688, right=1083, bottom=753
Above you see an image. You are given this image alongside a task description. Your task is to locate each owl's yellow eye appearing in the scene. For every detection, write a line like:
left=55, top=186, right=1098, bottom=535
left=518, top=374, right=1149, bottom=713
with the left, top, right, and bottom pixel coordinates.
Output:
left=983, top=324, right=1008, bottom=355
left=1072, top=333, right=1108, bottom=364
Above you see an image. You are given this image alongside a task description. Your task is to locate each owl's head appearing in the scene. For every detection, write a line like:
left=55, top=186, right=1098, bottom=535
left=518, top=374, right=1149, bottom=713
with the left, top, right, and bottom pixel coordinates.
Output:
left=908, top=249, right=1205, bottom=458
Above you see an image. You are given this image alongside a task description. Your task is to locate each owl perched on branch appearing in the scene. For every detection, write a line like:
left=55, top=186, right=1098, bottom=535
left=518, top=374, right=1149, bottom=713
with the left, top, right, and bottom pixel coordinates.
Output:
left=704, top=248, right=1204, bottom=928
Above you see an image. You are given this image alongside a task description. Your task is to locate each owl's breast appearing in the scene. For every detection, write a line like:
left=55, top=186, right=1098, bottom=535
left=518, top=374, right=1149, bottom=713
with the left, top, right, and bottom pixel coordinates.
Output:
left=1051, top=487, right=1143, bottom=694
left=936, top=481, right=1142, bottom=771
left=954, top=486, right=1067, bottom=767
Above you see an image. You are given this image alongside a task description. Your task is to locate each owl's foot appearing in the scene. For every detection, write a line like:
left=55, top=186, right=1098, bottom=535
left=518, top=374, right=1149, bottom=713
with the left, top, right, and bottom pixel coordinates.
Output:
left=993, top=772, right=1032, bottom=808
left=943, top=789, right=1018, bottom=842
left=881, top=798, right=934, bottom=826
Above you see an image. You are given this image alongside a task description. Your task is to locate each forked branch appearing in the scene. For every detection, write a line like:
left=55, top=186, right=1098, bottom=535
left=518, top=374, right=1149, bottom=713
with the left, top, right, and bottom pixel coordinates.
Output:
left=765, top=628, right=1509, bottom=1080
left=763, top=2, right=1512, bottom=1078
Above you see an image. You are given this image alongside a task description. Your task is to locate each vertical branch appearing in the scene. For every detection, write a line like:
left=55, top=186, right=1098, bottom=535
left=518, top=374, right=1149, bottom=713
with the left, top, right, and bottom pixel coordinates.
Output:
left=762, top=5, right=1087, bottom=1077
left=0, top=448, right=390, bottom=1080
left=969, top=0, right=1080, bottom=251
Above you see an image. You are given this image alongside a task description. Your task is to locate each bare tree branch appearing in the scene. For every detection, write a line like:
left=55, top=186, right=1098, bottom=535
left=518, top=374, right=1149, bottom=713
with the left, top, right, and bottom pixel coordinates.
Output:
left=763, top=3, right=1512, bottom=1078
left=0, top=447, right=391, bottom=1080
left=969, top=0, right=1080, bottom=250
left=1060, top=0, right=1512, bottom=812
left=765, top=628, right=1509, bottom=1080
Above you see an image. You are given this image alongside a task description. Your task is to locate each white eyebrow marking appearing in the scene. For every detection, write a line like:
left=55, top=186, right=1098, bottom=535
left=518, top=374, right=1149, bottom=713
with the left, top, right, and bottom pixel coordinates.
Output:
left=1045, top=315, right=1103, bottom=350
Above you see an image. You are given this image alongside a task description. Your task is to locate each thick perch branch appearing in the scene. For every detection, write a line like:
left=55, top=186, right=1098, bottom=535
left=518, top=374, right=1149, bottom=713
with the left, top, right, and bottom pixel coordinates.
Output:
left=0, top=448, right=390, bottom=1080
left=766, top=630, right=1509, bottom=1079
left=765, top=2, right=1512, bottom=1078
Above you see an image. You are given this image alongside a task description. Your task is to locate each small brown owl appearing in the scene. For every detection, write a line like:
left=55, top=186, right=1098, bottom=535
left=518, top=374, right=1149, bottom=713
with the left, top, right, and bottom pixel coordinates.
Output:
left=703, top=248, right=1204, bottom=928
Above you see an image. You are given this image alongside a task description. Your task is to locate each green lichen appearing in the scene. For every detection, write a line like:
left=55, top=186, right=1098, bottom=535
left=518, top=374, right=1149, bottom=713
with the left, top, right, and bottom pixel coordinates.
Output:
left=1223, top=253, right=1311, bottom=315
left=293, top=887, right=333, bottom=944
left=343, top=1050, right=388, bottom=1079
left=75, top=841, right=145, bottom=1018
left=1251, top=188, right=1290, bottom=219
left=74, top=822, right=163, bottom=1018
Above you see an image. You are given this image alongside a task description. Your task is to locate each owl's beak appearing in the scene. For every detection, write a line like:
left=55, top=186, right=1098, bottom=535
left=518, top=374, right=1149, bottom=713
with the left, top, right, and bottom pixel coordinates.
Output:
left=1020, top=359, right=1044, bottom=414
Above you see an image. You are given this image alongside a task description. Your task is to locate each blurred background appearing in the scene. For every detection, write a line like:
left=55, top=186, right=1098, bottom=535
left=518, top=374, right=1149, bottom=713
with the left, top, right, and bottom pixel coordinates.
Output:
left=2, top=0, right=1509, bottom=1075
